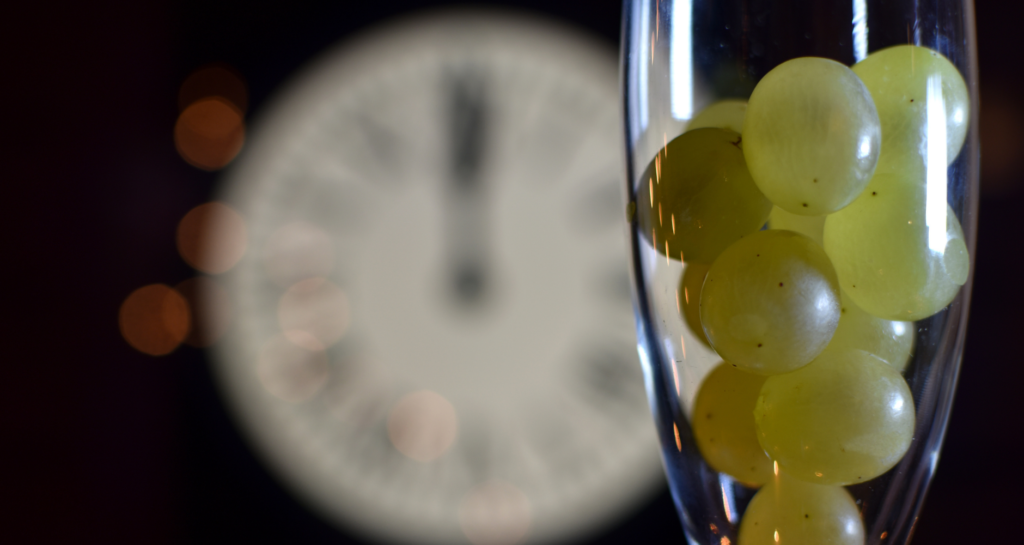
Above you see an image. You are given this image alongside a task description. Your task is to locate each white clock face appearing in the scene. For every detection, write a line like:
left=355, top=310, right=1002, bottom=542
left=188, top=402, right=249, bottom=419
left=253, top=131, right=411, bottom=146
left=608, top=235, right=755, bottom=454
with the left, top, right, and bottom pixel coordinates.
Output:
left=210, top=10, right=662, bottom=544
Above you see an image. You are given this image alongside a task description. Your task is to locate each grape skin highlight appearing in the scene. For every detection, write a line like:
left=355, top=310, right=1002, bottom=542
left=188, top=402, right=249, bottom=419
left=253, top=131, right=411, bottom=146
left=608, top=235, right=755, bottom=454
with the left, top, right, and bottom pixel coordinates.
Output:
left=738, top=474, right=865, bottom=545
left=692, top=363, right=773, bottom=486
left=700, top=230, right=840, bottom=375
left=853, top=45, right=970, bottom=176
left=743, top=57, right=881, bottom=216
left=754, top=349, right=915, bottom=486
left=823, top=172, right=969, bottom=321
left=637, top=128, right=772, bottom=263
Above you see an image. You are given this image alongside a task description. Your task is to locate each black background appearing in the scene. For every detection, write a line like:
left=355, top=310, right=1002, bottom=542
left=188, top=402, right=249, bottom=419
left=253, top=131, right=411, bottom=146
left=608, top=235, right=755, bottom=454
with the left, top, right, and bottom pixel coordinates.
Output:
left=6, top=0, right=1024, bottom=543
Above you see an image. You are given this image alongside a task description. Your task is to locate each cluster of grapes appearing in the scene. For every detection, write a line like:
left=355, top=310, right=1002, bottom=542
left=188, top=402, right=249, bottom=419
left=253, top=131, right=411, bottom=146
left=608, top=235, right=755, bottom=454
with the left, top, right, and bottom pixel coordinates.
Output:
left=638, top=46, right=970, bottom=544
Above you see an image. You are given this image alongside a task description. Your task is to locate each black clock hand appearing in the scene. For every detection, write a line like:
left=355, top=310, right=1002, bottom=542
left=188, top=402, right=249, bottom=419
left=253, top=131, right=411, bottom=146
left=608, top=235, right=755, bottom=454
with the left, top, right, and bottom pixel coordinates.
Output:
left=446, top=70, right=489, bottom=307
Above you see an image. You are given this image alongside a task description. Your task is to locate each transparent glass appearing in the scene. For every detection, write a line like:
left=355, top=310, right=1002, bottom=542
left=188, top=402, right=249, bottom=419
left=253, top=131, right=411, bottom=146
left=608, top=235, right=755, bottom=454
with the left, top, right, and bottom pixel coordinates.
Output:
left=620, top=1, right=978, bottom=544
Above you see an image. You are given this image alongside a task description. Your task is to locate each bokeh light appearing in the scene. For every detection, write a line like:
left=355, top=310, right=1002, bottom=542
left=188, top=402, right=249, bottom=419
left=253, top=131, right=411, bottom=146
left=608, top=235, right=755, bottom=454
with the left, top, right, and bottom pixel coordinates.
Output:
left=175, top=276, right=232, bottom=347
left=119, top=284, right=190, bottom=356
left=174, top=97, right=245, bottom=171
left=263, top=221, right=335, bottom=288
left=178, top=63, right=248, bottom=114
left=257, top=334, right=329, bottom=403
left=387, top=390, right=458, bottom=462
left=980, top=86, right=1024, bottom=195
left=278, top=277, right=349, bottom=350
left=459, top=480, right=532, bottom=545
left=177, top=201, right=247, bottom=274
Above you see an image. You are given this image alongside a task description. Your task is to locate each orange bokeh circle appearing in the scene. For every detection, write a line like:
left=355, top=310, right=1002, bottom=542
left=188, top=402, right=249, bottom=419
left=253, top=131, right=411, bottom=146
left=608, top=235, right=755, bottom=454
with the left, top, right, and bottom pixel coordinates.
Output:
left=119, top=284, right=191, bottom=356
left=174, top=97, right=245, bottom=171
left=178, top=64, right=248, bottom=114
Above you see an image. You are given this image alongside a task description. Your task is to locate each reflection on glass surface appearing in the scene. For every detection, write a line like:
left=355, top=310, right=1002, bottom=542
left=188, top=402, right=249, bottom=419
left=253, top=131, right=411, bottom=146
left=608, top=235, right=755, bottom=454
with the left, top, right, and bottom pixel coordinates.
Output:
left=926, top=75, right=949, bottom=253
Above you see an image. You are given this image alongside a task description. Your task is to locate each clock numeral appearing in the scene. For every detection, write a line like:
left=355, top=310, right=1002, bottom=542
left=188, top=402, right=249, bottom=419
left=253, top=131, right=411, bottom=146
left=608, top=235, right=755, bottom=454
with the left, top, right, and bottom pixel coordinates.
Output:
left=267, top=172, right=369, bottom=236
left=444, top=68, right=493, bottom=308
left=572, top=345, right=648, bottom=420
left=327, top=107, right=403, bottom=186
left=447, top=69, right=488, bottom=189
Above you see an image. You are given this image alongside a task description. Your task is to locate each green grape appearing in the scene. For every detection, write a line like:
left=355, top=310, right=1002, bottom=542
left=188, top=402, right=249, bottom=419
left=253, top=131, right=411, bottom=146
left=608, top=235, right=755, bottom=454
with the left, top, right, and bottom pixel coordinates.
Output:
left=637, top=128, right=772, bottom=263
left=823, top=172, right=969, bottom=321
left=821, top=290, right=914, bottom=372
left=754, top=349, right=915, bottom=486
left=768, top=206, right=826, bottom=247
left=693, top=363, right=774, bottom=486
left=700, top=230, right=840, bottom=375
left=852, top=45, right=970, bottom=176
left=688, top=99, right=747, bottom=133
left=679, top=262, right=712, bottom=347
left=738, top=474, right=864, bottom=545
left=743, top=57, right=881, bottom=216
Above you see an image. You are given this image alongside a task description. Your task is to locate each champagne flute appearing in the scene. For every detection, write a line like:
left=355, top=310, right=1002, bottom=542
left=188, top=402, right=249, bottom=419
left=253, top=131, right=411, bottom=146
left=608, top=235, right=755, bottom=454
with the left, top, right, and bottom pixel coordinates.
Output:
left=620, top=1, right=978, bottom=543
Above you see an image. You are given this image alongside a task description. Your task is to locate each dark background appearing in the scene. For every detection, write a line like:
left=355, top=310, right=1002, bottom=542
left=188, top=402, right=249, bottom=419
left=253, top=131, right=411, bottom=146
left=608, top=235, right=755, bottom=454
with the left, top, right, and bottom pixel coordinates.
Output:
left=6, top=0, right=1023, bottom=543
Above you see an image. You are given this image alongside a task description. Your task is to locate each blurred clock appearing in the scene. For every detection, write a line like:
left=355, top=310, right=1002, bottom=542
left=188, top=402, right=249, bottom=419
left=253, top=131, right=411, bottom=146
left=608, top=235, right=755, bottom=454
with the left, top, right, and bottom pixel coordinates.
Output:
left=209, top=10, right=662, bottom=544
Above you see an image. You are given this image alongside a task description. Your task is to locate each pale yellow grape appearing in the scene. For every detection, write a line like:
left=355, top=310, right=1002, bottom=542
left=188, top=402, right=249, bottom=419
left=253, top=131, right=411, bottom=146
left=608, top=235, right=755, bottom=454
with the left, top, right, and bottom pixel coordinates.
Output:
left=692, top=363, right=773, bottom=486
left=679, top=262, right=712, bottom=347
left=738, top=474, right=864, bottom=545
left=852, top=45, right=970, bottom=176
left=743, top=57, right=881, bottom=216
left=768, top=206, right=825, bottom=247
left=637, top=128, right=772, bottom=263
left=700, top=230, right=840, bottom=375
left=823, top=172, right=969, bottom=321
left=821, top=290, right=915, bottom=372
left=687, top=99, right=747, bottom=133
left=754, top=350, right=915, bottom=486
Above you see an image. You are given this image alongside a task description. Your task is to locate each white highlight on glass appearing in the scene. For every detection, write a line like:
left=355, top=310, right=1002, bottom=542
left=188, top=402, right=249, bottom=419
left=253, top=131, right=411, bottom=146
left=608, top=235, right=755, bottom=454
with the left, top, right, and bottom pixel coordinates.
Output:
left=925, top=75, right=948, bottom=252
left=852, top=0, right=868, bottom=62
left=631, top=0, right=651, bottom=140
left=671, top=0, right=694, bottom=120
left=719, top=473, right=738, bottom=523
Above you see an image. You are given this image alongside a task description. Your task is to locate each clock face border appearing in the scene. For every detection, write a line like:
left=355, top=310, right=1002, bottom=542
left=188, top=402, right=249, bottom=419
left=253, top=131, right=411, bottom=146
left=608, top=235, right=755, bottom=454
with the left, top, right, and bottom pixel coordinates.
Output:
left=209, top=9, right=664, bottom=545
